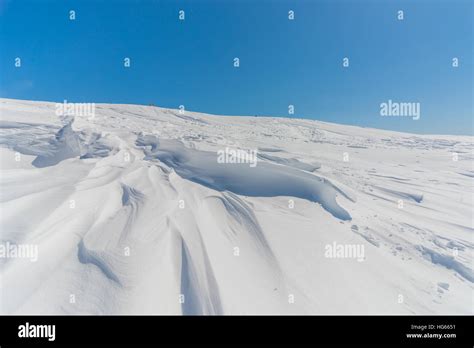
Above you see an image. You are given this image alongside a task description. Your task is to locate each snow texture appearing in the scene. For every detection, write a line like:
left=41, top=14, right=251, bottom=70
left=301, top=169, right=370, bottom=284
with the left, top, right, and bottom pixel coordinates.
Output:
left=0, top=98, right=472, bottom=314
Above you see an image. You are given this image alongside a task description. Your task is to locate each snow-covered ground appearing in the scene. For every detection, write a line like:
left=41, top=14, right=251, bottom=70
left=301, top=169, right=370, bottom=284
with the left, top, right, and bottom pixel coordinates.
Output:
left=0, top=98, right=472, bottom=314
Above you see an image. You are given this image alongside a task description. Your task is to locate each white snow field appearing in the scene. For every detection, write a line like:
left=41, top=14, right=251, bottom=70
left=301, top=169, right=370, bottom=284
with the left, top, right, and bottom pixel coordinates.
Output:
left=0, top=98, right=472, bottom=314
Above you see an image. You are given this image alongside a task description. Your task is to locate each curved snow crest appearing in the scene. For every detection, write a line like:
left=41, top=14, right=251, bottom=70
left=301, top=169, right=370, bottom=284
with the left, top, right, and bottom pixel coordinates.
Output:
left=32, top=118, right=82, bottom=168
left=417, top=246, right=474, bottom=283
left=179, top=235, right=223, bottom=315
left=78, top=239, right=122, bottom=285
left=137, top=134, right=352, bottom=221
left=121, top=183, right=144, bottom=206
left=208, top=192, right=280, bottom=267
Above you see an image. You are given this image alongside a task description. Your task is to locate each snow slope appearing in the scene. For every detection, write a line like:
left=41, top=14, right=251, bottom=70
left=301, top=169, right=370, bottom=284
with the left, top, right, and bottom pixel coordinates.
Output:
left=0, top=98, right=472, bottom=314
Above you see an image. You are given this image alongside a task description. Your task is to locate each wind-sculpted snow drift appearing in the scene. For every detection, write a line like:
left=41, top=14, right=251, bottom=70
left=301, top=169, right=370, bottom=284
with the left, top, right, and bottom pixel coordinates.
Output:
left=0, top=98, right=472, bottom=314
left=136, top=134, right=352, bottom=220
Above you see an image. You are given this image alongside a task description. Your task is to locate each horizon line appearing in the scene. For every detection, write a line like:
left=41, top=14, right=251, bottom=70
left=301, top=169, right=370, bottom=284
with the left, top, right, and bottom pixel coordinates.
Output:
left=1, top=96, right=472, bottom=138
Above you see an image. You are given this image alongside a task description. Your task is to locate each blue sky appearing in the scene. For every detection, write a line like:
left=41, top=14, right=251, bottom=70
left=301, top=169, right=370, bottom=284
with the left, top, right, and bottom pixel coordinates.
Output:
left=0, top=0, right=472, bottom=135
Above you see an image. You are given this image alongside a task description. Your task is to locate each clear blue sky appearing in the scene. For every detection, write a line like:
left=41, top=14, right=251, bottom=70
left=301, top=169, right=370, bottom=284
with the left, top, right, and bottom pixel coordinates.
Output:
left=0, top=0, right=472, bottom=135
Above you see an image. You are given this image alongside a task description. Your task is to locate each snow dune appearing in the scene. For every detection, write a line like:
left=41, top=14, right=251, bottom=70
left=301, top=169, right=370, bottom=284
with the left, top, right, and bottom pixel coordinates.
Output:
left=136, top=134, right=352, bottom=220
left=0, top=98, right=472, bottom=314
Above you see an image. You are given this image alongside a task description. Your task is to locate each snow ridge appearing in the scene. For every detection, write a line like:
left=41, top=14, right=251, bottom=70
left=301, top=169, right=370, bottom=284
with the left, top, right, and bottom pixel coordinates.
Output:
left=0, top=98, right=472, bottom=314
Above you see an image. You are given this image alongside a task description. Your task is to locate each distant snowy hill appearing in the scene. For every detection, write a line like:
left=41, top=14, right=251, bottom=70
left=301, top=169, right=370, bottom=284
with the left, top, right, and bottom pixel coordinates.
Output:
left=0, top=98, right=472, bottom=314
